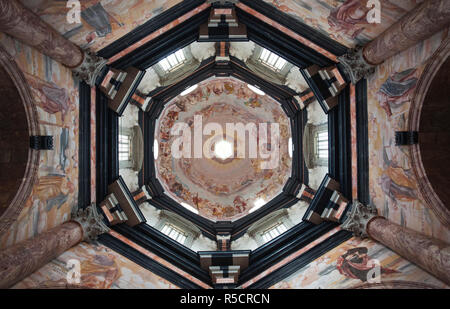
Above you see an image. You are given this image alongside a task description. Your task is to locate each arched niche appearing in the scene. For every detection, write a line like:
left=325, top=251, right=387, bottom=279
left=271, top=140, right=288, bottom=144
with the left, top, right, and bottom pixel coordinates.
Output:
left=408, top=36, right=450, bottom=228
left=0, top=44, right=39, bottom=234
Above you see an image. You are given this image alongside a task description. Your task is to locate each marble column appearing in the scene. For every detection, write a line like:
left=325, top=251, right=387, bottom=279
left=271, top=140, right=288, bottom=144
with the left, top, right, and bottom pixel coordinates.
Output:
left=339, top=0, right=450, bottom=83
left=0, top=0, right=107, bottom=86
left=343, top=202, right=450, bottom=285
left=0, top=205, right=109, bottom=288
left=363, top=0, right=450, bottom=66
left=0, top=0, right=83, bottom=68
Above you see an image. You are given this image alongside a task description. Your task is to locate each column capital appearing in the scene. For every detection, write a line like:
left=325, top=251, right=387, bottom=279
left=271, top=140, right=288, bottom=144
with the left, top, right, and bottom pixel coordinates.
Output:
left=342, top=201, right=379, bottom=239
left=71, top=203, right=110, bottom=243
left=72, top=50, right=108, bottom=87
left=338, top=46, right=375, bottom=84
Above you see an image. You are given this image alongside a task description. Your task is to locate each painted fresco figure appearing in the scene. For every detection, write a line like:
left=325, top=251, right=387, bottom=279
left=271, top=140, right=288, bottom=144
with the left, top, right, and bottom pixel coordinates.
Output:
left=328, top=0, right=371, bottom=39
left=336, top=247, right=398, bottom=282
left=377, top=68, right=418, bottom=117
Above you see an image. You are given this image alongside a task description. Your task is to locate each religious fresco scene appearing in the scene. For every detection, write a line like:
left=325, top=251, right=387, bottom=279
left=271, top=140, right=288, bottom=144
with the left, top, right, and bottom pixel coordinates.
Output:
left=367, top=29, right=450, bottom=243
left=14, top=242, right=179, bottom=289
left=18, top=0, right=183, bottom=51
left=0, top=33, right=80, bottom=249
left=0, top=0, right=448, bottom=294
left=263, top=0, right=422, bottom=47
left=271, top=237, right=447, bottom=289
left=155, top=77, right=292, bottom=221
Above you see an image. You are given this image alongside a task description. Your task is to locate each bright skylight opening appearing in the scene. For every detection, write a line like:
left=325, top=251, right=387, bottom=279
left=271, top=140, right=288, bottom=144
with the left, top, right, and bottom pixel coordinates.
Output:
left=247, top=84, right=265, bottom=96
left=288, top=138, right=293, bottom=158
left=214, top=140, right=233, bottom=160
left=180, top=84, right=198, bottom=96
left=259, top=48, right=287, bottom=71
left=317, top=131, right=329, bottom=159
left=153, top=139, right=159, bottom=160
left=249, top=198, right=266, bottom=214
left=181, top=202, right=199, bottom=214
left=161, top=223, right=188, bottom=244
left=119, top=134, right=130, bottom=161
left=261, top=222, right=287, bottom=243
left=158, top=49, right=186, bottom=72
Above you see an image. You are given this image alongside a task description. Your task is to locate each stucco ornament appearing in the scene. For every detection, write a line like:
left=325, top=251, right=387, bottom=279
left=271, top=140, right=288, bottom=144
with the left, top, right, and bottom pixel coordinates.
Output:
left=338, top=46, right=375, bottom=84
left=71, top=203, right=110, bottom=242
left=342, top=201, right=379, bottom=239
left=72, top=49, right=108, bottom=86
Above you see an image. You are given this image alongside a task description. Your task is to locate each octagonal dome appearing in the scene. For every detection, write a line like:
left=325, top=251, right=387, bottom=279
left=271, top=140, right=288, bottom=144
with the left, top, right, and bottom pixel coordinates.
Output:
left=155, top=77, right=292, bottom=221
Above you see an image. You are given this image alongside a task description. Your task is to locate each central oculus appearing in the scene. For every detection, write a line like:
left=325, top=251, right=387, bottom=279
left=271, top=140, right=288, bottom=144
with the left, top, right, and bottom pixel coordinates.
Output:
left=214, top=140, right=233, bottom=160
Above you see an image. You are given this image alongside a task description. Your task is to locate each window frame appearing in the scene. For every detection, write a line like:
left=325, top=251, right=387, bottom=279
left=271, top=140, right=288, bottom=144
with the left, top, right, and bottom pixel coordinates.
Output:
left=260, top=221, right=288, bottom=243
left=247, top=209, right=294, bottom=246
left=154, top=210, right=200, bottom=248
left=257, top=47, right=287, bottom=72
left=119, top=133, right=131, bottom=162
left=161, top=222, right=188, bottom=245
left=315, top=130, right=329, bottom=161
left=304, top=123, right=329, bottom=168
left=157, top=49, right=187, bottom=73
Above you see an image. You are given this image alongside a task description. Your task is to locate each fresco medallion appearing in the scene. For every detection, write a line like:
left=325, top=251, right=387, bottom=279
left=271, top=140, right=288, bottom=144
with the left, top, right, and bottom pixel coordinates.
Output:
left=155, top=77, right=292, bottom=221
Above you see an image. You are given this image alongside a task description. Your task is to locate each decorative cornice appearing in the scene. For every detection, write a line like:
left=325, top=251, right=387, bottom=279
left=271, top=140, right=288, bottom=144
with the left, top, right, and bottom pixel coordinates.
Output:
left=338, top=46, right=375, bottom=84
left=72, top=50, right=108, bottom=87
left=341, top=201, right=379, bottom=239
left=71, top=204, right=110, bottom=242
left=207, top=0, right=239, bottom=4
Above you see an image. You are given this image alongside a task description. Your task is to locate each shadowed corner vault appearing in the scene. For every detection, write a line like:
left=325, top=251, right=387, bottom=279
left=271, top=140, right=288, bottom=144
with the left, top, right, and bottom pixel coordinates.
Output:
left=85, top=0, right=368, bottom=289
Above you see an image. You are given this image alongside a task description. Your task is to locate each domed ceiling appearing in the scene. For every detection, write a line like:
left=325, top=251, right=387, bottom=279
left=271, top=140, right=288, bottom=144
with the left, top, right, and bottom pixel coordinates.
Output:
left=155, top=77, right=292, bottom=221
left=86, top=0, right=360, bottom=289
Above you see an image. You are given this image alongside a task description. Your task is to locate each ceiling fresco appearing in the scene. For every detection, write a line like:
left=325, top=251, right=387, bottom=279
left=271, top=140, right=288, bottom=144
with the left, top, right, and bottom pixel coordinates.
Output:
left=19, top=0, right=422, bottom=52
left=263, top=0, right=421, bottom=47
left=19, top=0, right=182, bottom=51
left=155, top=77, right=292, bottom=221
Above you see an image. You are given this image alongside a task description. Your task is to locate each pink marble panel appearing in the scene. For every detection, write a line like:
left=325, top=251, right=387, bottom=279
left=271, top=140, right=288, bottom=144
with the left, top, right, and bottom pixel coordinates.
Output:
left=350, top=84, right=358, bottom=199
left=90, top=87, right=96, bottom=203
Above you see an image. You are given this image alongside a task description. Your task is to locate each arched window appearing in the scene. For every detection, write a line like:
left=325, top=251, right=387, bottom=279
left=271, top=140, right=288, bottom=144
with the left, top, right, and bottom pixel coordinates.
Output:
left=258, top=47, right=287, bottom=72
left=119, top=134, right=131, bottom=162
left=315, top=129, right=329, bottom=161
left=261, top=222, right=288, bottom=243
left=158, top=49, right=186, bottom=73
left=304, top=123, right=328, bottom=168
